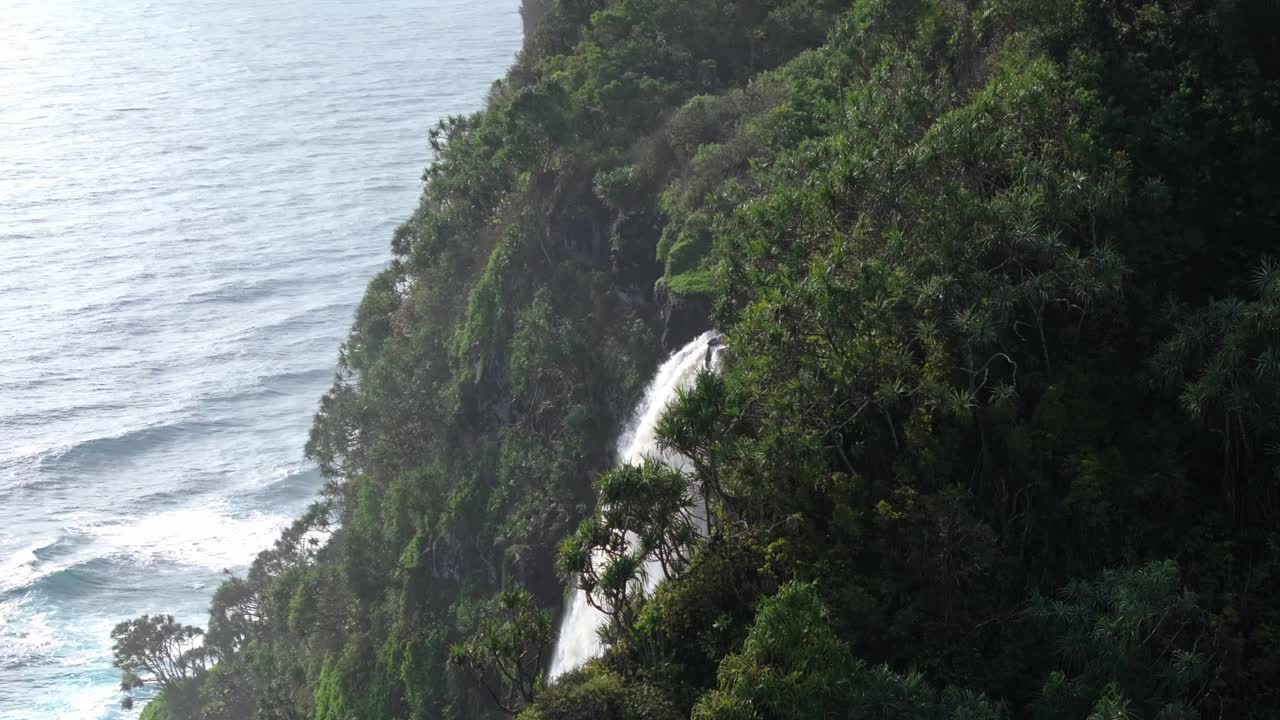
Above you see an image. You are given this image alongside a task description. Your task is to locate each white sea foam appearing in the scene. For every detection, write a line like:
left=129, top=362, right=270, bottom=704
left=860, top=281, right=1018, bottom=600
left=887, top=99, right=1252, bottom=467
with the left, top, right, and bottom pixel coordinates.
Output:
left=87, top=506, right=290, bottom=571
left=0, top=543, right=44, bottom=595
left=0, top=595, right=57, bottom=668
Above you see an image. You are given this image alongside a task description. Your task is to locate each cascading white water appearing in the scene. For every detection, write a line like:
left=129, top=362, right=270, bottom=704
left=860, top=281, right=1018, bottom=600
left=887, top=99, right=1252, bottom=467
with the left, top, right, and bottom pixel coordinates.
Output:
left=546, top=330, right=724, bottom=680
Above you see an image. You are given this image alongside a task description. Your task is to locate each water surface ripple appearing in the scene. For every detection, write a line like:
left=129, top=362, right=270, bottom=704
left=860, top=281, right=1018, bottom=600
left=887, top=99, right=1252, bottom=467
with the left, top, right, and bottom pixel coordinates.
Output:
left=0, top=2, right=521, bottom=717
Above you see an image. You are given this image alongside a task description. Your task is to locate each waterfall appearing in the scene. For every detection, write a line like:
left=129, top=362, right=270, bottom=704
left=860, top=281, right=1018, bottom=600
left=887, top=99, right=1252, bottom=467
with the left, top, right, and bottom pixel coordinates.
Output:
left=546, top=330, right=724, bottom=680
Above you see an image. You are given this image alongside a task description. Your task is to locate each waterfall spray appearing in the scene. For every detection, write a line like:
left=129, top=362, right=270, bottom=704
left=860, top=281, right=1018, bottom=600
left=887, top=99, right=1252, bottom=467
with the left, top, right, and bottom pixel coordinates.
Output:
left=546, top=331, right=724, bottom=680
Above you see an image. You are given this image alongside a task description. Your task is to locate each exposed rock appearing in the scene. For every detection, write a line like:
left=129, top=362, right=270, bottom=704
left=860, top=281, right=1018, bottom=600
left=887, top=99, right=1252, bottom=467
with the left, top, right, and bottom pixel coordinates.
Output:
left=656, top=283, right=712, bottom=351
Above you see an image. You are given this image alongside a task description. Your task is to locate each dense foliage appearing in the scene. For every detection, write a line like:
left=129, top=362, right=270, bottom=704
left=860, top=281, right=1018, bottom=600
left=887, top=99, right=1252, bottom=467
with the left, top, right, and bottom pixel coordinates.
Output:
left=124, top=0, right=1280, bottom=717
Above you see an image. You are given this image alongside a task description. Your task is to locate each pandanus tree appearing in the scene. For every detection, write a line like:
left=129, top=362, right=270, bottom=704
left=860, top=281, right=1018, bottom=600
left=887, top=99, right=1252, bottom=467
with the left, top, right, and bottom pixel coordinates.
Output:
left=1026, top=560, right=1213, bottom=720
left=657, top=369, right=738, bottom=525
left=450, top=589, right=553, bottom=715
left=1150, top=260, right=1280, bottom=521
left=556, top=459, right=698, bottom=631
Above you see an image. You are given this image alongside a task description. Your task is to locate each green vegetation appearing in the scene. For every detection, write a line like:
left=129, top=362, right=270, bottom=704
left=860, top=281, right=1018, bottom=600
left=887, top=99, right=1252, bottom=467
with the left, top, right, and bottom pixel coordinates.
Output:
left=556, top=460, right=699, bottom=634
left=111, top=614, right=212, bottom=712
left=120, top=0, right=1280, bottom=717
left=138, top=694, right=177, bottom=720
left=449, top=589, right=554, bottom=714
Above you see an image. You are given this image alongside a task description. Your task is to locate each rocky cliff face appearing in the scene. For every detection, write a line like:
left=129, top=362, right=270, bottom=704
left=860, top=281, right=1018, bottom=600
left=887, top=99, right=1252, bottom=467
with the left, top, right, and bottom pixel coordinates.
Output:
left=656, top=283, right=711, bottom=352
left=519, top=0, right=550, bottom=37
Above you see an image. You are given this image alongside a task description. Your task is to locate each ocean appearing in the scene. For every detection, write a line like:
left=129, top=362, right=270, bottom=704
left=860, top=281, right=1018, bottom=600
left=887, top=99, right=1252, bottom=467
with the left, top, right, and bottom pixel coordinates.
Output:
left=0, top=1, right=521, bottom=717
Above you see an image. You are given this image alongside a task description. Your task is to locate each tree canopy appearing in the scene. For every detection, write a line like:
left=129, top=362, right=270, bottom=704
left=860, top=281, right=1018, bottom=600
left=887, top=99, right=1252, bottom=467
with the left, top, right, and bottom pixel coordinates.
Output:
left=116, top=0, right=1280, bottom=717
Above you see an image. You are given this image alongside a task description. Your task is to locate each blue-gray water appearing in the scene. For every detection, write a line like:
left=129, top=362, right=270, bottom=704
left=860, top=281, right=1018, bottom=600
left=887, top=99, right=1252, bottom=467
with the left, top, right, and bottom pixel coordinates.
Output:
left=0, top=1, right=521, bottom=717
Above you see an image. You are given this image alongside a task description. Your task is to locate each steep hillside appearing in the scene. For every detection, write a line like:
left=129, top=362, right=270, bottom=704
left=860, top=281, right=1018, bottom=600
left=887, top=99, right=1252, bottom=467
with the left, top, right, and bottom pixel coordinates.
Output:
left=116, top=0, right=1280, bottom=718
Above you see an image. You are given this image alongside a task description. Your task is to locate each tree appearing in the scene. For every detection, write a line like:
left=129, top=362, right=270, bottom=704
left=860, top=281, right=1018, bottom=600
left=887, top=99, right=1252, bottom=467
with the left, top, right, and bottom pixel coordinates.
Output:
left=556, top=460, right=698, bottom=630
left=111, top=614, right=214, bottom=709
left=100, top=0, right=1280, bottom=716
left=1026, top=560, right=1213, bottom=720
left=1150, top=260, right=1280, bottom=521
left=206, top=575, right=262, bottom=657
left=657, top=369, right=739, bottom=524
left=451, top=589, right=554, bottom=715
left=692, top=581, right=1003, bottom=720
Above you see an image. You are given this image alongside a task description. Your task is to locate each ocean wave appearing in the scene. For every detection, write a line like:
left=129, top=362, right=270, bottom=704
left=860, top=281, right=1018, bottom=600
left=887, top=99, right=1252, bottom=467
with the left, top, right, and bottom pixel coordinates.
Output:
left=32, top=536, right=85, bottom=564
left=0, top=543, right=48, bottom=597
left=1, top=506, right=292, bottom=602
left=0, top=595, right=57, bottom=670
left=254, top=366, right=336, bottom=394
left=232, top=301, right=355, bottom=339
left=1, top=400, right=130, bottom=429
left=0, top=444, right=58, bottom=478
left=20, top=556, right=129, bottom=600
left=192, top=367, right=334, bottom=421
left=85, top=506, right=291, bottom=573
left=0, top=424, right=182, bottom=489
left=0, top=531, right=100, bottom=597
left=2, top=370, right=325, bottom=486
left=242, top=463, right=322, bottom=505
left=40, top=420, right=228, bottom=471
left=182, top=272, right=321, bottom=306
